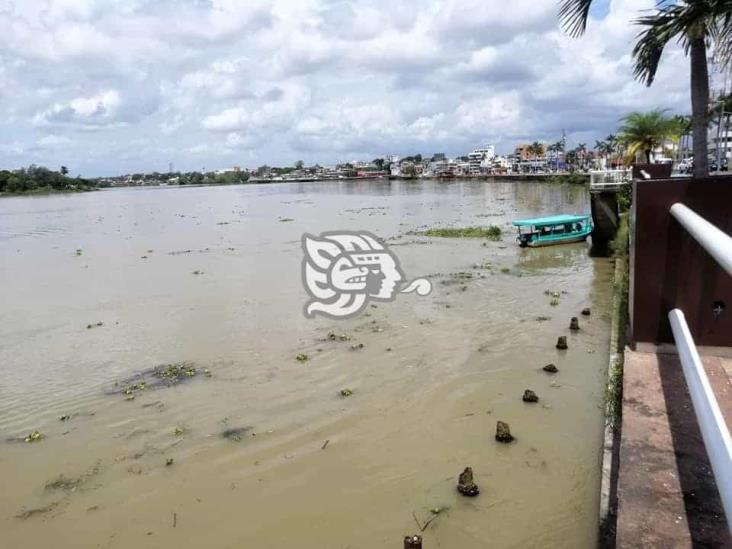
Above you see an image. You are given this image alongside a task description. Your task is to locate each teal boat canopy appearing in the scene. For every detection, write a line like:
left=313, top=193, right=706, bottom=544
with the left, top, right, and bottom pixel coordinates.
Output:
left=512, top=214, right=590, bottom=228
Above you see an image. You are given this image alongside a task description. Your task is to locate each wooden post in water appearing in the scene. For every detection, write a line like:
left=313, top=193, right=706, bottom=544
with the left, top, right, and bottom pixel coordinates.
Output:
left=404, top=534, right=422, bottom=548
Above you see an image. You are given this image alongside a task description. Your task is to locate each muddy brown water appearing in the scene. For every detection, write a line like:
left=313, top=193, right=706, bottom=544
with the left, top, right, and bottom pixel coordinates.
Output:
left=0, top=179, right=613, bottom=548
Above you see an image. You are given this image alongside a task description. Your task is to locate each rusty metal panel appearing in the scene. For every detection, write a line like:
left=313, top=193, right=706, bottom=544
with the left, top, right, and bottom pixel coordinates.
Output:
left=630, top=176, right=732, bottom=345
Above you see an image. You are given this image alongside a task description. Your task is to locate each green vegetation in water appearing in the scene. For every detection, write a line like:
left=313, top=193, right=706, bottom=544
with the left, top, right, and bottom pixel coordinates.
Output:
left=327, top=332, right=352, bottom=342
left=547, top=173, right=590, bottom=185
left=550, top=298, right=560, bottom=306
left=15, top=501, right=60, bottom=520
left=295, top=353, right=309, bottom=362
left=114, top=361, right=205, bottom=398
left=24, top=431, right=43, bottom=443
left=423, top=226, right=502, bottom=240
left=45, top=475, right=84, bottom=492
left=500, top=267, right=510, bottom=274
left=221, top=427, right=251, bottom=442
left=173, top=427, right=185, bottom=436
left=340, top=388, right=353, bottom=397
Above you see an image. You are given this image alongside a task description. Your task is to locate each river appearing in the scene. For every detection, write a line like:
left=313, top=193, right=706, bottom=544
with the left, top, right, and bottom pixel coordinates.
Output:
left=0, top=179, right=612, bottom=548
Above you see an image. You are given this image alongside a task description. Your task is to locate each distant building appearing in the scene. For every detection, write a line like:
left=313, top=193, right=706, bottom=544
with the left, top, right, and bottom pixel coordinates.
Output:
left=468, top=145, right=496, bottom=174
left=708, top=129, right=730, bottom=168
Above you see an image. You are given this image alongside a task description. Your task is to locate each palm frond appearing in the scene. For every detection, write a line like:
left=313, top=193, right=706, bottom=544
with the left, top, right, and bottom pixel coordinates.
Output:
left=558, top=0, right=593, bottom=38
left=632, top=5, right=690, bottom=86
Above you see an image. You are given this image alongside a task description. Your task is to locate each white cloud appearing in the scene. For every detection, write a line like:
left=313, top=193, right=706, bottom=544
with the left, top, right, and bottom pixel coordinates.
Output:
left=37, top=134, right=72, bottom=147
left=0, top=0, right=695, bottom=175
left=32, top=90, right=121, bottom=128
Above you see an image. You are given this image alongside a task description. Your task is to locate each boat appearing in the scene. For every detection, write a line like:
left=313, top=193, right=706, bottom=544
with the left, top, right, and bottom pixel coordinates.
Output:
left=512, top=214, right=593, bottom=247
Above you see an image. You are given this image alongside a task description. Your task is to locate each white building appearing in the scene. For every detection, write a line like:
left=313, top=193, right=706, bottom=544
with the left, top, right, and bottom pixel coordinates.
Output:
left=468, top=145, right=496, bottom=174
left=709, top=129, right=732, bottom=168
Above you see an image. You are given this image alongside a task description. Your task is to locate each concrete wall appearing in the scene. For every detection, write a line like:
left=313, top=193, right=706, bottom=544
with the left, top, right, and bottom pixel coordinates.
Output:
left=630, top=176, right=732, bottom=346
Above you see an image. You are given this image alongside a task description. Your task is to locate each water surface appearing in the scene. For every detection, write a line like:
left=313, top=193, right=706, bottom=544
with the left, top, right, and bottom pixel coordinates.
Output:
left=0, top=180, right=612, bottom=548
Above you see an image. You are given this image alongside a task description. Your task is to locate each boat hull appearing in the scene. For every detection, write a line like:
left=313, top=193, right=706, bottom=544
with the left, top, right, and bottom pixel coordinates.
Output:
left=524, top=233, right=589, bottom=247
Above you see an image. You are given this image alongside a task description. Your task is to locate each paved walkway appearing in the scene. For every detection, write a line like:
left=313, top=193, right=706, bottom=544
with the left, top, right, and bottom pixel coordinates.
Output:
left=616, top=349, right=732, bottom=548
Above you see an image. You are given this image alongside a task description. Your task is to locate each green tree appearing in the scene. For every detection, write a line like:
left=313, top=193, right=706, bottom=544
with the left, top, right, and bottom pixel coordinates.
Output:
left=560, top=0, right=732, bottom=176
left=528, top=141, right=544, bottom=159
left=295, top=160, right=304, bottom=170
left=60, top=166, right=69, bottom=176
left=617, top=110, right=678, bottom=164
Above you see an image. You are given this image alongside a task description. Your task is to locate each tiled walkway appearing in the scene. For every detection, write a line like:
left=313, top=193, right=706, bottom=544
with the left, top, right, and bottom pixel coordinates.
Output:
left=616, top=350, right=732, bottom=548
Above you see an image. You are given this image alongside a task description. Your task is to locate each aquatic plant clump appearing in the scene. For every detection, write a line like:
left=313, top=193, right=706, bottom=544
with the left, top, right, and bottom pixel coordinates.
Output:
left=24, top=430, right=43, bottom=443
left=423, top=226, right=502, bottom=240
left=114, top=361, right=207, bottom=397
left=221, top=427, right=251, bottom=442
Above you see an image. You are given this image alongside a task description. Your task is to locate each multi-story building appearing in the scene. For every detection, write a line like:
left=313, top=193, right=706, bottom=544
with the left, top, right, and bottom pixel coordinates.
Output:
left=468, top=145, right=496, bottom=174
left=709, top=129, right=732, bottom=168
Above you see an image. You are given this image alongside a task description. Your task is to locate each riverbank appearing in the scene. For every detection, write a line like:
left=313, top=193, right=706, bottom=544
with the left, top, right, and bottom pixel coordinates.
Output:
left=0, top=185, right=97, bottom=197
left=95, top=173, right=591, bottom=192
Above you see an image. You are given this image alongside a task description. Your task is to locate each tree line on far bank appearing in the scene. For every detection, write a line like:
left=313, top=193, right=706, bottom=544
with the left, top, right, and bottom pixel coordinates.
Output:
left=0, top=165, right=94, bottom=194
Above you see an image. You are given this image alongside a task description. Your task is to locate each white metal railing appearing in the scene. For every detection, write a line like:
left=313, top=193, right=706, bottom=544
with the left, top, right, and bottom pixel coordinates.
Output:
left=668, top=310, right=732, bottom=529
left=667, top=202, right=732, bottom=531
left=589, top=169, right=631, bottom=189
left=670, top=203, right=732, bottom=277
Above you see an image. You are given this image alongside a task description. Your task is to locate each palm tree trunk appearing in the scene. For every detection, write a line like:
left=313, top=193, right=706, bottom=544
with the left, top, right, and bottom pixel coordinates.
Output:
left=690, top=36, right=709, bottom=177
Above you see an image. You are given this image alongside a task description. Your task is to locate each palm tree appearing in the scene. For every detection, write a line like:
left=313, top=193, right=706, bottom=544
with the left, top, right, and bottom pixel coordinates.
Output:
left=529, top=141, right=544, bottom=159
left=617, top=110, right=678, bottom=164
left=560, top=0, right=732, bottom=177
left=576, top=143, right=588, bottom=169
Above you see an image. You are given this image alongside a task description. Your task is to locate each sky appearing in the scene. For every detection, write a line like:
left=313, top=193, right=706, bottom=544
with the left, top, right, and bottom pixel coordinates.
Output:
left=0, top=0, right=694, bottom=177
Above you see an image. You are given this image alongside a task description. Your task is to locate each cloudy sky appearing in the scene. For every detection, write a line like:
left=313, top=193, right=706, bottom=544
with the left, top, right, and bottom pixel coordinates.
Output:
left=1, top=0, right=694, bottom=176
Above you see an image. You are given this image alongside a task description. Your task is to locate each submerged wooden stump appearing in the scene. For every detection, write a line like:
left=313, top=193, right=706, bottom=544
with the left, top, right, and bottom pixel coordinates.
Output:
left=569, top=317, right=580, bottom=331
left=404, top=534, right=423, bottom=548
left=543, top=363, right=559, bottom=373
left=581, top=307, right=591, bottom=316
left=457, top=466, right=480, bottom=497
left=556, top=336, right=568, bottom=349
left=495, top=421, right=514, bottom=443
left=522, top=389, right=539, bottom=403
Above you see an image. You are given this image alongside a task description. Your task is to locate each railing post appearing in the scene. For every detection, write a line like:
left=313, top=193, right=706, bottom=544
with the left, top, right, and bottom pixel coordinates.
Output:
left=668, top=308, right=732, bottom=531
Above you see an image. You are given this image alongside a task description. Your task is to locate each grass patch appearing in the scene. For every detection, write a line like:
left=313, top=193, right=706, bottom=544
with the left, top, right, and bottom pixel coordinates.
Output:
left=606, top=213, right=630, bottom=430
left=423, top=226, right=502, bottom=240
